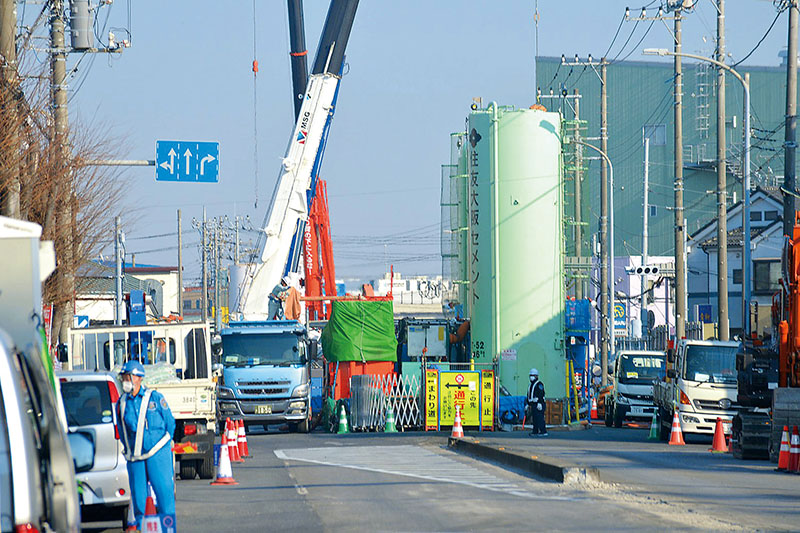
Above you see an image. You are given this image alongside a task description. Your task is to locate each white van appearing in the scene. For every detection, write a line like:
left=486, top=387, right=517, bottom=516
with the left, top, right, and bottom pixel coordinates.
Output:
left=605, top=350, right=666, bottom=428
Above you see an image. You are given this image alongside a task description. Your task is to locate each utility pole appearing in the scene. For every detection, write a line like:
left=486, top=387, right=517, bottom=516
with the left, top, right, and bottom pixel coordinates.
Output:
left=642, top=137, right=650, bottom=325
left=785, top=2, right=798, bottom=237
left=0, top=0, right=19, bottom=218
left=214, top=220, right=221, bottom=331
left=574, top=88, right=584, bottom=299
left=673, top=8, right=687, bottom=340
left=114, top=216, right=123, bottom=325
left=177, top=209, right=183, bottom=318
left=716, top=0, right=729, bottom=340
left=600, top=57, right=610, bottom=384
left=742, top=72, right=750, bottom=333
left=201, top=207, right=208, bottom=323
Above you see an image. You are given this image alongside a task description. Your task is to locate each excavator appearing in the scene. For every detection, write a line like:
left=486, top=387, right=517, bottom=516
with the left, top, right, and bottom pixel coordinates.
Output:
left=731, top=211, right=800, bottom=460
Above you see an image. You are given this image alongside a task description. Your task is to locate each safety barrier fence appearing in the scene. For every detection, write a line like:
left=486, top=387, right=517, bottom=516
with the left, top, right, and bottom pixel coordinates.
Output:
left=350, top=373, right=422, bottom=431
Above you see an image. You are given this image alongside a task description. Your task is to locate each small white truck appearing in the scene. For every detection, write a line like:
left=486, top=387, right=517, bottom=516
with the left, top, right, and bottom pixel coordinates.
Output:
left=604, top=350, right=666, bottom=428
left=653, top=339, right=740, bottom=440
left=64, top=322, right=217, bottom=480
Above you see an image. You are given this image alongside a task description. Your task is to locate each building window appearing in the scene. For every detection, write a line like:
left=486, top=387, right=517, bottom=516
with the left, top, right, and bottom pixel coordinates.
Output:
left=733, top=269, right=742, bottom=285
left=195, top=299, right=201, bottom=310
left=183, top=299, right=191, bottom=310
left=750, top=211, right=762, bottom=222
left=753, top=260, right=781, bottom=294
left=764, top=210, right=779, bottom=221
left=649, top=205, right=657, bottom=218
left=643, top=124, right=667, bottom=146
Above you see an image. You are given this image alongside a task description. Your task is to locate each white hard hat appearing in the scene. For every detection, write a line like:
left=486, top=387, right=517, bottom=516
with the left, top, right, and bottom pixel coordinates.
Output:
left=282, top=276, right=291, bottom=285
left=529, top=368, right=539, bottom=377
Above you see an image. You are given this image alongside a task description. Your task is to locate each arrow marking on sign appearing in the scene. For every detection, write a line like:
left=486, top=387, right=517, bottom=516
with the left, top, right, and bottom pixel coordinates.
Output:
left=183, top=148, right=193, bottom=175
left=445, top=383, right=469, bottom=389
left=160, top=148, right=176, bottom=174
left=200, top=154, right=216, bottom=176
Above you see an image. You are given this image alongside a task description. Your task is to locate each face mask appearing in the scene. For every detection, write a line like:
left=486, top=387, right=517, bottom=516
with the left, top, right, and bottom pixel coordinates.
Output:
left=122, top=380, right=133, bottom=393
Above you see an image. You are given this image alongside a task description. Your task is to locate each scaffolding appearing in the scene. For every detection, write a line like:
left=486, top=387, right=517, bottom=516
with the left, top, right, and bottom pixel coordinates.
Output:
left=440, top=132, right=468, bottom=312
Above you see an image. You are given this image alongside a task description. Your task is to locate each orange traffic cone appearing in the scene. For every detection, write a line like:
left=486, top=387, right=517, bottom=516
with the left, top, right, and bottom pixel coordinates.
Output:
left=789, top=426, right=800, bottom=473
left=227, top=419, right=243, bottom=463
left=709, top=417, right=729, bottom=452
left=124, top=503, right=137, bottom=532
left=590, top=398, right=599, bottom=420
left=451, top=404, right=464, bottom=438
left=211, top=430, right=238, bottom=485
left=140, top=495, right=161, bottom=533
left=668, top=409, right=685, bottom=446
left=237, top=419, right=250, bottom=458
left=776, top=425, right=790, bottom=472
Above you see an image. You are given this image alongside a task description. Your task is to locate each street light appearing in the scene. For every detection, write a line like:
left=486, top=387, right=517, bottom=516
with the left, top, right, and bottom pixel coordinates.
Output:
left=566, top=138, right=616, bottom=378
left=644, top=47, right=752, bottom=335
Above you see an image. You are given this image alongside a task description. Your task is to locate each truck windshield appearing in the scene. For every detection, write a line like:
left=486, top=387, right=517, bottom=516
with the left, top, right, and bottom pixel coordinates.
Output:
left=684, top=345, right=738, bottom=384
left=618, top=353, right=665, bottom=384
left=221, top=333, right=301, bottom=367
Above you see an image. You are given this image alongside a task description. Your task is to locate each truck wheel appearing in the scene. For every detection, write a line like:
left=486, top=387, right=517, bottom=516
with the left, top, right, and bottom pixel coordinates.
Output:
left=658, top=409, right=671, bottom=441
left=198, top=454, right=215, bottom=479
left=179, top=459, right=197, bottom=480
left=296, top=416, right=310, bottom=433
left=613, top=406, right=624, bottom=428
left=604, top=404, right=613, bottom=427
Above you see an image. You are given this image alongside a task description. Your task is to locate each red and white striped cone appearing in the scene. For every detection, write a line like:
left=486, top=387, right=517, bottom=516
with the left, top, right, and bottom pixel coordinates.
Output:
left=210, top=430, right=238, bottom=485
left=237, top=419, right=250, bottom=458
left=668, top=408, right=685, bottom=446
left=590, top=397, right=599, bottom=420
left=789, top=426, right=800, bottom=473
left=776, top=425, right=790, bottom=472
left=227, top=418, right=243, bottom=463
left=451, top=405, right=464, bottom=438
left=124, top=503, right=137, bottom=532
left=140, top=488, right=161, bottom=533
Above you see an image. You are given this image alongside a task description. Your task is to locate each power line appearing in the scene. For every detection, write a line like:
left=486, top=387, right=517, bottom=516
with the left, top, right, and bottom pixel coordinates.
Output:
left=732, top=6, right=787, bottom=67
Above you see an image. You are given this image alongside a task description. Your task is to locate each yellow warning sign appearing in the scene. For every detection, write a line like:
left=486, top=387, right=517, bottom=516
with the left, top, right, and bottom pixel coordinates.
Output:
left=424, top=369, right=439, bottom=430
left=481, top=370, right=495, bottom=430
left=440, top=371, right=480, bottom=426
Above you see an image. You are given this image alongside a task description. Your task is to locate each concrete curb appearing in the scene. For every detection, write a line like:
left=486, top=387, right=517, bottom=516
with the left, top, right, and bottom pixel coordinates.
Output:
left=448, top=436, right=600, bottom=484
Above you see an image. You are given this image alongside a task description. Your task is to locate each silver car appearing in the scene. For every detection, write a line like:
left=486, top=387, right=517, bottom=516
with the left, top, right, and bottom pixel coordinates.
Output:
left=58, top=371, right=131, bottom=526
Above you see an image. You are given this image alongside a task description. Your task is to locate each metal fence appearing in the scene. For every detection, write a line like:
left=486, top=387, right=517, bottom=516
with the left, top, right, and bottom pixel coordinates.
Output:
left=350, top=373, right=422, bottom=431
left=615, top=321, right=704, bottom=352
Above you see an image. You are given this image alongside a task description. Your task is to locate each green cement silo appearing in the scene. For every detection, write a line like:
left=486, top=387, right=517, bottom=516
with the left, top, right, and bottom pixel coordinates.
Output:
left=465, top=104, right=565, bottom=397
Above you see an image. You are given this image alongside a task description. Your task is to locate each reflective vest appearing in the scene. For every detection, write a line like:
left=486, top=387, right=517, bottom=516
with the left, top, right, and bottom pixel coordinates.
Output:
left=119, top=388, right=171, bottom=462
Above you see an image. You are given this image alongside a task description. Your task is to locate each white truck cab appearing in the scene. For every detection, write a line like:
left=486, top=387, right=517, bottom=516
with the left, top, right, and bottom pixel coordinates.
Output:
left=605, top=350, right=666, bottom=427
left=654, top=339, right=740, bottom=438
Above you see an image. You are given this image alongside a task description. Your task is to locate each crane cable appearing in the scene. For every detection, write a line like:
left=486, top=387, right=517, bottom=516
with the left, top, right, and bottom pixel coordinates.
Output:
left=252, top=0, right=259, bottom=209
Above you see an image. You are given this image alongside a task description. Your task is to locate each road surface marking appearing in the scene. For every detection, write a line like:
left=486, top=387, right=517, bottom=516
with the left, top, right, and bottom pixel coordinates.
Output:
left=275, top=445, right=574, bottom=501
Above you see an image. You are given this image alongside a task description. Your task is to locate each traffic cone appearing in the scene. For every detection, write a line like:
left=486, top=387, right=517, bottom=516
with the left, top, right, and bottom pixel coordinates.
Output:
left=776, top=425, right=790, bottom=472
left=789, top=426, right=800, bottom=473
left=451, top=405, right=464, bottom=438
left=227, top=419, right=243, bottom=463
left=590, top=398, right=599, bottom=420
left=140, top=495, right=161, bottom=533
left=647, top=411, right=659, bottom=441
left=709, top=417, right=729, bottom=452
left=210, top=430, right=238, bottom=485
left=124, top=503, right=137, bottom=532
left=668, top=409, right=685, bottom=446
left=384, top=403, right=397, bottom=433
left=237, top=419, right=250, bottom=458
left=337, top=405, right=350, bottom=434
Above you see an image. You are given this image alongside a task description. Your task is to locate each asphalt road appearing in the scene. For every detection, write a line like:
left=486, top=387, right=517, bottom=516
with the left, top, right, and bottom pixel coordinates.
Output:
left=83, top=425, right=794, bottom=532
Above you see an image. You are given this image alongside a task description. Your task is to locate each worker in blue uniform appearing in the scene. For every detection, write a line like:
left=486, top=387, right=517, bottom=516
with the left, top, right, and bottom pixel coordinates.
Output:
left=525, top=368, right=548, bottom=437
left=117, top=360, right=176, bottom=529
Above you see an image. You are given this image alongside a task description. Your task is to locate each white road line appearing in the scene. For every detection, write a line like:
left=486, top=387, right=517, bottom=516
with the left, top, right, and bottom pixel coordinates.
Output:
left=274, top=445, right=575, bottom=501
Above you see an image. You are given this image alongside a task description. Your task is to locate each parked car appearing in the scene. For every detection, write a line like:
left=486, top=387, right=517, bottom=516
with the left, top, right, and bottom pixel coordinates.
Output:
left=58, top=371, right=131, bottom=526
left=0, top=329, right=81, bottom=533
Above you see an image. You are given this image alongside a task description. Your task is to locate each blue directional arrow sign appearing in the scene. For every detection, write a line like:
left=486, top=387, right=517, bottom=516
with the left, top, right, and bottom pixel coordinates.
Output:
left=155, top=140, right=219, bottom=183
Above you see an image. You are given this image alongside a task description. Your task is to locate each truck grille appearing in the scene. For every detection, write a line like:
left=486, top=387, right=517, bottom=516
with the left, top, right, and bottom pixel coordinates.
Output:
left=694, top=399, right=739, bottom=411
left=236, top=379, right=290, bottom=396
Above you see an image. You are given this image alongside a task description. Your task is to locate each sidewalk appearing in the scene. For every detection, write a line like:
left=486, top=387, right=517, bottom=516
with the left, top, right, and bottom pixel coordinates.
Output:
left=448, top=425, right=800, bottom=531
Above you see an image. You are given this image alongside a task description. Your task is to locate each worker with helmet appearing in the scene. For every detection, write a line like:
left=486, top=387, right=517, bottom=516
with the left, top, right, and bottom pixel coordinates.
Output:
left=268, top=276, right=292, bottom=319
left=117, top=360, right=176, bottom=529
left=526, top=367, right=548, bottom=437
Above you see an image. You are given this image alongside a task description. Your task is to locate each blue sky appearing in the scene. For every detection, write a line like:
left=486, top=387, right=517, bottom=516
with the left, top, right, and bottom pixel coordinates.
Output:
left=34, top=0, right=791, bottom=283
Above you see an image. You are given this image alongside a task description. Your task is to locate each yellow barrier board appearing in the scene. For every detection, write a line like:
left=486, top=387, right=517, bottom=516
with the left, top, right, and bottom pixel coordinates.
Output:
left=439, top=371, right=480, bottom=426
left=424, top=369, right=439, bottom=430
left=481, top=370, right=494, bottom=430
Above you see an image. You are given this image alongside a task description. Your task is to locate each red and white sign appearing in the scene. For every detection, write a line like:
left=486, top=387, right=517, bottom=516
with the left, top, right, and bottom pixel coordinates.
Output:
left=43, top=304, right=53, bottom=348
left=455, top=373, right=464, bottom=385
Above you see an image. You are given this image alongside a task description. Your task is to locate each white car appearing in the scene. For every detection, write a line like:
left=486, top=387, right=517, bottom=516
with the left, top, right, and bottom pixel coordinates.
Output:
left=58, top=371, right=131, bottom=527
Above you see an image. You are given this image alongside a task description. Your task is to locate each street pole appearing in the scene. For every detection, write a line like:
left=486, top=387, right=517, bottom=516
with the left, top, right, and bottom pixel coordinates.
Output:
left=0, top=0, right=19, bottom=218
left=178, top=209, right=183, bottom=318
left=742, top=72, right=751, bottom=335
left=716, top=0, right=729, bottom=341
left=642, top=137, right=650, bottom=326
left=214, top=219, right=221, bottom=331
left=201, top=207, right=208, bottom=323
left=600, top=58, right=610, bottom=386
left=114, top=216, right=123, bottom=325
left=674, top=8, right=687, bottom=340
left=784, top=2, right=798, bottom=237
left=574, top=88, right=584, bottom=299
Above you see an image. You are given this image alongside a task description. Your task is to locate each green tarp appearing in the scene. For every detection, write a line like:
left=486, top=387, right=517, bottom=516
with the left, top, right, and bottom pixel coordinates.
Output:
left=321, top=300, right=397, bottom=362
